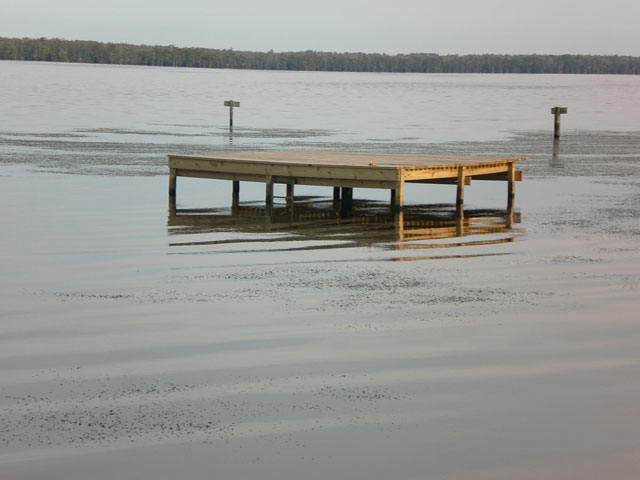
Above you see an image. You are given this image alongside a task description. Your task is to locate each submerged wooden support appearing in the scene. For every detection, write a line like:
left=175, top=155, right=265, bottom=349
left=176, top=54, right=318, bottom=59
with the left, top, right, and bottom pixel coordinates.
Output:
left=232, top=180, right=240, bottom=204
left=507, top=161, right=516, bottom=211
left=341, top=187, right=353, bottom=217
left=341, top=187, right=353, bottom=218
left=393, top=181, right=404, bottom=210
left=395, top=210, right=405, bottom=242
left=169, top=168, right=177, bottom=210
left=341, top=187, right=353, bottom=203
left=169, top=168, right=177, bottom=196
left=456, top=211, right=464, bottom=237
left=286, top=183, right=295, bottom=214
left=265, top=174, right=274, bottom=214
left=456, top=166, right=465, bottom=217
left=506, top=197, right=515, bottom=229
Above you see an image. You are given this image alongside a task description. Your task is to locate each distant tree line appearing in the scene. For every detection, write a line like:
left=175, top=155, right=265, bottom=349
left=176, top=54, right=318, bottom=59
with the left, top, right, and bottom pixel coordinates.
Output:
left=1, top=37, right=639, bottom=74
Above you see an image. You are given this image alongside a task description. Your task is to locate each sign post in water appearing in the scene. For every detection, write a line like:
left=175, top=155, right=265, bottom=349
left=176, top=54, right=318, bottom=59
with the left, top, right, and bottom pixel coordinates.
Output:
left=551, top=107, right=568, bottom=138
left=224, top=100, right=240, bottom=127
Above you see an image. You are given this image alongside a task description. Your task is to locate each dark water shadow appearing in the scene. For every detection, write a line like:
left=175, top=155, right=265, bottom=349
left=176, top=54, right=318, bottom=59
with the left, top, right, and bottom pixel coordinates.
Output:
left=168, top=200, right=522, bottom=259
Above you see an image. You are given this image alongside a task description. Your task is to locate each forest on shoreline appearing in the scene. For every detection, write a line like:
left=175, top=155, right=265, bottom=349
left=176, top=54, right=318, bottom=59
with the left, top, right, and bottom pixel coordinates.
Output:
left=2, top=37, right=639, bottom=74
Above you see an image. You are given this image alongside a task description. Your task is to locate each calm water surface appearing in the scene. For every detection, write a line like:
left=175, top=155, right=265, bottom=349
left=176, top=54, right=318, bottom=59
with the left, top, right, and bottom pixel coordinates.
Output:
left=1, top=61, right=639, bottom=479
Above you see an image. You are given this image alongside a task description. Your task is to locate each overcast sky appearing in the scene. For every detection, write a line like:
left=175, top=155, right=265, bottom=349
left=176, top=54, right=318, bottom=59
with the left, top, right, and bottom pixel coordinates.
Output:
left=2, top=0, right=639, bottom=55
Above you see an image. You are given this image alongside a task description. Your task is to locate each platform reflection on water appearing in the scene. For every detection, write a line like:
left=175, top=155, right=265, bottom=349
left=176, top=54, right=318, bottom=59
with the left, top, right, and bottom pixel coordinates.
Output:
left=168, top=199, right=522, bottom=261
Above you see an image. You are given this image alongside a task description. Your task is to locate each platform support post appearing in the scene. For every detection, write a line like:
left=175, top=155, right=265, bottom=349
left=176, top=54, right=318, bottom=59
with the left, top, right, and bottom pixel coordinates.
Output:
left=507, top=161, right=515, bottom=211
left=456, top=166, right=465, bottom=218
left=286, top=183, right=295, bottom=219
left=506, top=202, right=515, bottom=229
left=392, top=181, right=404, bottom=211
left=265, top=174, right=273, bottom=214
left=169, top=168, right=177, bottom=210
left=332, top=186, right=340, bottom=215
left=340, top=187, right=353, bottom=218
left=232, top=180, right=240, bottom=206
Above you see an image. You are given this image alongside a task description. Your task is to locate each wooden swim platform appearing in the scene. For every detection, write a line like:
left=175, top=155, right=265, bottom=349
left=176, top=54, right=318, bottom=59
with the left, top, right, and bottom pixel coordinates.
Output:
left=168, top=150, right=526, bottom=212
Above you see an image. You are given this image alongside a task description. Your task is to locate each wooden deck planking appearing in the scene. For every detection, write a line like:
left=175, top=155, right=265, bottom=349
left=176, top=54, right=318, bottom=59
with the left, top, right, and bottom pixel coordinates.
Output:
left=171, top=150, right=526, bottom=167
left=168, top=150, right=526, bottom=211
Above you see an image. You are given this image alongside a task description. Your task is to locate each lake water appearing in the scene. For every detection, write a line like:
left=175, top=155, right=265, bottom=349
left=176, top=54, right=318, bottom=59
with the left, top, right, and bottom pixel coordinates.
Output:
left=1, top=61, right=640, bottom=479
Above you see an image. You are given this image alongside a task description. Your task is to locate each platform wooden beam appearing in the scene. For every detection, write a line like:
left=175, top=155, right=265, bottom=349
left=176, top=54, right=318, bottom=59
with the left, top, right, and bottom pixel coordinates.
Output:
left=414, top=177, right=472, bottom=185
left=472, top=171, right=523, bottom=182
left=172, top=168, right=398, bottom=190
